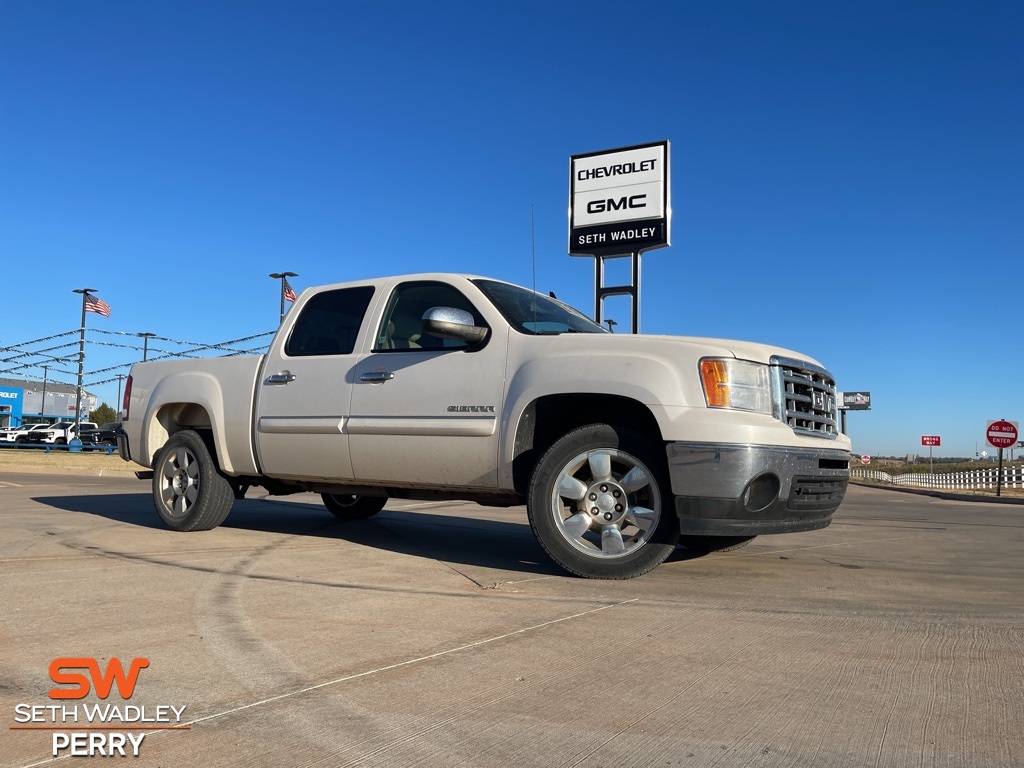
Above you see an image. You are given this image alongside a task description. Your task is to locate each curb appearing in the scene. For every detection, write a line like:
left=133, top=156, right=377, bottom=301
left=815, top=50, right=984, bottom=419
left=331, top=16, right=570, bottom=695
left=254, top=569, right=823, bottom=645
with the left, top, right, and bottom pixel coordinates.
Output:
left=0, top=464, right=143, bottom=478
left=850, top=479, right=1024, bottom=505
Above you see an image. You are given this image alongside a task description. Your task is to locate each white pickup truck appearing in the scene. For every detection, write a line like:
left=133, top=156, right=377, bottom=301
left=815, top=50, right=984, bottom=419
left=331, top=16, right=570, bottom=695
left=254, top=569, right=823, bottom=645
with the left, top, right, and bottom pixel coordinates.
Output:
left=119, top=273, right=851, bottom=579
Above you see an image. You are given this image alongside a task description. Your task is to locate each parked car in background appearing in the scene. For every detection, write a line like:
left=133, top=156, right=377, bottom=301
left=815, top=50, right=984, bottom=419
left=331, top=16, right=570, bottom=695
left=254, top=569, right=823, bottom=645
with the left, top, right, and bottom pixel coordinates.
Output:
left=94, top=422, right=123, bottom=446
left=1, top=424, right=53, bottom=443
left=34, top=422, right=100, bottom=445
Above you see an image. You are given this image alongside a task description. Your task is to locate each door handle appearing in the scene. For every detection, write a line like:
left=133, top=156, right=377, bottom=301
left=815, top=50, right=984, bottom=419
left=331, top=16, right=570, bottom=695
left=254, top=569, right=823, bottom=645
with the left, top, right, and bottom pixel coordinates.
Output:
left=268, top=372, right=296, bottom=384
left=360, top=371, right=395, bottom=383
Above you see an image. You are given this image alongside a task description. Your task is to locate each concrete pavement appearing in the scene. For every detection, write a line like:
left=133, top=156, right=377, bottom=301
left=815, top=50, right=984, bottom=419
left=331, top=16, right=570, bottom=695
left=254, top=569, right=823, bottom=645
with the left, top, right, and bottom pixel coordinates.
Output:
left=2, top=475, right=1021, bottom=767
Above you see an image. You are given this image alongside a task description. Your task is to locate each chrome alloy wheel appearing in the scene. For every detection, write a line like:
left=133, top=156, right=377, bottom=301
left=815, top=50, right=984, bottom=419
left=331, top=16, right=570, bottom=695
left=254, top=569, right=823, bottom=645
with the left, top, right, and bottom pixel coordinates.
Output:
left=549, top=448, right=661, bottom=558
left=158, top=445, right=201, bottom=519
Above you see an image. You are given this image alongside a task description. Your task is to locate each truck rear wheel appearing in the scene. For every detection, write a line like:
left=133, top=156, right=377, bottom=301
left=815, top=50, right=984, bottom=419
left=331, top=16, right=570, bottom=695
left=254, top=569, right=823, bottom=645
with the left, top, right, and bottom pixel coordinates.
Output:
left=527, top=424, right=678, bottom=579
left=153, top=430, right=234, bottom=531
left=321, top=494, right=386, bottom=519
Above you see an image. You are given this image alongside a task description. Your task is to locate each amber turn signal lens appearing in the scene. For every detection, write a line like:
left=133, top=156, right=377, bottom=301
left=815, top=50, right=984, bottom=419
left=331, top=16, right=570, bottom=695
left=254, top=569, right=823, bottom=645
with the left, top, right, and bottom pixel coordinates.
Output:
left=700, top=359, right=730, bottom=408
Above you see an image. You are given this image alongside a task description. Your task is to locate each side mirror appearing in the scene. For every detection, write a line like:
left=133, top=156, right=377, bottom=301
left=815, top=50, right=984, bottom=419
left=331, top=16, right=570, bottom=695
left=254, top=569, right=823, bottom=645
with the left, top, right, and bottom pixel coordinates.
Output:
left=421, top=307, right=488, bottom=345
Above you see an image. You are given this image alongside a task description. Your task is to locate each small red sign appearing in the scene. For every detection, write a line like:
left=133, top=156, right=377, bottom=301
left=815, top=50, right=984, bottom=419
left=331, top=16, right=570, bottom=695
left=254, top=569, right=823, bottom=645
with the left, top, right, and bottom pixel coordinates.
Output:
left=921, top=436, right=941, bottom=446
left=987, top=420, right=1019, bottom=449
left=861, top=455, right=871, bottom=465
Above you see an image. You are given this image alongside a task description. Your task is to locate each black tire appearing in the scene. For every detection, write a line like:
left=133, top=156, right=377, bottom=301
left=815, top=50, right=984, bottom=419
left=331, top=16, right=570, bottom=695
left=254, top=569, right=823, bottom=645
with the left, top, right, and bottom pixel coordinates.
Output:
left=152, top=430, right=234, bottom=531
left=55, top=438, right=67, bottom=445
left=527, top=424, right=678, bottom=579
left=679, top=535, right=756, bottom=554
left=321, top=493, right=387, bottom=519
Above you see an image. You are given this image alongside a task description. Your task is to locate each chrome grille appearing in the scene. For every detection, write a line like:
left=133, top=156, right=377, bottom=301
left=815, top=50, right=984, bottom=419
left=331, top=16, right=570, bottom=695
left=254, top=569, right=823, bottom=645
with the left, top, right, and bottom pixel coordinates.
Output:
left=771, top=356, right=838, bottom=438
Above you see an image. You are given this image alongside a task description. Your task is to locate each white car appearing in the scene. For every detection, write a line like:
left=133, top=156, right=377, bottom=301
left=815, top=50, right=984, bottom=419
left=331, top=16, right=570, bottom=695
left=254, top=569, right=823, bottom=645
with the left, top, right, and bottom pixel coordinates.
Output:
left=1, top=423, right=54, bottom=443
left=34, top=422, right=99, bottom=445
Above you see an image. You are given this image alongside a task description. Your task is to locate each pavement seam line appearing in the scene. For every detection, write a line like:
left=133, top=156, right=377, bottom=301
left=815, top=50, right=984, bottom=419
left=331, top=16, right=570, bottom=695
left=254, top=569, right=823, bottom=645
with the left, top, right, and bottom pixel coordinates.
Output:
left=184, top=598, right=639, bottom=727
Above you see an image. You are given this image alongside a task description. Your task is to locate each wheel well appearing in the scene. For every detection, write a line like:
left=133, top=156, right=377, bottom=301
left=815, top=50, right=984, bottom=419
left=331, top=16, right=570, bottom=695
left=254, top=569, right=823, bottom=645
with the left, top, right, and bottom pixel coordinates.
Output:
left=511, top=394, right=663, bottom=495
left=149, top=404, right=218, bottom=465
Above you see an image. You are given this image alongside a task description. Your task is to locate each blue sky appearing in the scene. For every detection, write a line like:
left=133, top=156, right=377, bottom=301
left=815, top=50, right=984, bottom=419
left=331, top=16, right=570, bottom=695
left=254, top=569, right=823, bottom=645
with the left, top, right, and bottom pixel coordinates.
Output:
left=1, top=1, right=1020, bottom=458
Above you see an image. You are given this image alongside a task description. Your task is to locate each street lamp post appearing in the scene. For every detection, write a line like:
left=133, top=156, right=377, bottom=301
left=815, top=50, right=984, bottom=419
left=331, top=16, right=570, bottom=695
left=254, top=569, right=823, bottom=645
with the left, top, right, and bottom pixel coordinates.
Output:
left=40, top=364, right=50, bottom=419
left=269, top=272, right=298, bottom=324
left=38, top=356, right=70, bottom=421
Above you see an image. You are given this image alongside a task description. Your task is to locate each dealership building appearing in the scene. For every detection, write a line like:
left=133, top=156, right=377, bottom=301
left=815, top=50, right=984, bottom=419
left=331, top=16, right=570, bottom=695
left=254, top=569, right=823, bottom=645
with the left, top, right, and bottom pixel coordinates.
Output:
left=0, top=378, right=98, bottom=429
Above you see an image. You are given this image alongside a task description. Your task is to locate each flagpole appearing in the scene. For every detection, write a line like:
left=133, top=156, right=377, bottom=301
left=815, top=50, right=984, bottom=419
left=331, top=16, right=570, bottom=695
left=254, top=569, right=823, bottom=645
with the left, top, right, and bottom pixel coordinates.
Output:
left=269, top=272, right=298, bottom=325
left=71, top=288, right=98, bottom=446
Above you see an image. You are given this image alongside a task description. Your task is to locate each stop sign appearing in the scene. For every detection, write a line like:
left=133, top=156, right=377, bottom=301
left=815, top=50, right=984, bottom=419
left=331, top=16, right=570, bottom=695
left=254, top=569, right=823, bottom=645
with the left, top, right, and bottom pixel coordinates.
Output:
left=987, top=420, right=1019, bottom=449
left=861, top=455, right=870, bottom=465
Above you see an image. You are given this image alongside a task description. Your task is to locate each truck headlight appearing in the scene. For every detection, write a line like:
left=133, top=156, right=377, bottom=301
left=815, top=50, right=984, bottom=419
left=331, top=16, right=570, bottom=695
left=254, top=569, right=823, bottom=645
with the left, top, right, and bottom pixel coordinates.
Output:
left=700, top=358, right=772, bottom=414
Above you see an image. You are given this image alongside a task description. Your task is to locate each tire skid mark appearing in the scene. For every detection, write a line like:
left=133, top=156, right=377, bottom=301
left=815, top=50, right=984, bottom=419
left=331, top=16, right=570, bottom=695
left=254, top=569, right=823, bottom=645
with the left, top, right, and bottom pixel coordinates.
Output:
left=52, top=540, right=608, bottom=605
left=194, top=535, right=308, bottom=694
left=151, top=599, right=639, bottom=765
left=191, top=528, right=373, bottom=764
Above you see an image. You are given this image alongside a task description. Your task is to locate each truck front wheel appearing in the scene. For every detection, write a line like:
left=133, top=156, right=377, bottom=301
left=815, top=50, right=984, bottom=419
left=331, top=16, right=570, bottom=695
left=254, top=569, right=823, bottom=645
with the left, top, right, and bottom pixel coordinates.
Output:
left=528, top=424, right=678, bottom=579
left=153, top=430, right=234, bottom=531
left=321, top=494, right=386, bottom=519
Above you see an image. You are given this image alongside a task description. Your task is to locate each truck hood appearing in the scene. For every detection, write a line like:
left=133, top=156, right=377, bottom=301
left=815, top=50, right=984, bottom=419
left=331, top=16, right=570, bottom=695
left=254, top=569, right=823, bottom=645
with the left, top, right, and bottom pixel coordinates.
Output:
left=642, top=335, right=826, bottom=368
left=544, top=333, right=827, bottom=370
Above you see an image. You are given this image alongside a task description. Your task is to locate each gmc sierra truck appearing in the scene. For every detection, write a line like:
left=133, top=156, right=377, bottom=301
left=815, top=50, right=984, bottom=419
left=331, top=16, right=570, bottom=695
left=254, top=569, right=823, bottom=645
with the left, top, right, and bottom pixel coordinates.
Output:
left=118, top=273, right=850, bottom=579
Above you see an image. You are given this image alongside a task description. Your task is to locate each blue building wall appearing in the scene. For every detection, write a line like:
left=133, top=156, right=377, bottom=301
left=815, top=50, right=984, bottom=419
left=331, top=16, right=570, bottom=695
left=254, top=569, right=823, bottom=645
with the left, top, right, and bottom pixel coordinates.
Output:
left=0, top=386, right=25, bottom=427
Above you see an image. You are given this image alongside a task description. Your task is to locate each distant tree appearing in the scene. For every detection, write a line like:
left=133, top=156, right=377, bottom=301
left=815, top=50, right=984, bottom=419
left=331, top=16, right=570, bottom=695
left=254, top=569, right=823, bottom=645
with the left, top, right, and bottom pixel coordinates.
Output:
left=90, top=402, right=117, bottom=425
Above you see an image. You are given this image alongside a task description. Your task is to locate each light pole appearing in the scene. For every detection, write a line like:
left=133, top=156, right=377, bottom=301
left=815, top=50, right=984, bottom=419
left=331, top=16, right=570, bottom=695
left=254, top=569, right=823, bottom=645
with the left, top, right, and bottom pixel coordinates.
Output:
left=40, top=364, right=51, bottom=420
left=72, top=289, right=99, bottom=442
left=38, top=356, right=70, bottom=421
left=138, top=332, right=156, bottom=361
left=269, top=272, right=298, bottom=324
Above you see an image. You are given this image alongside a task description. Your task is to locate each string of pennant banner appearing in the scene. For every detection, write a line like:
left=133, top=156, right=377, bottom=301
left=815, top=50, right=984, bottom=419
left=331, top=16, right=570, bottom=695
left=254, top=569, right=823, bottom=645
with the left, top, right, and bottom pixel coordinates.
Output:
left=2, top=279, right=296, bottom=411
left=0, top=329, right=276, bottom=387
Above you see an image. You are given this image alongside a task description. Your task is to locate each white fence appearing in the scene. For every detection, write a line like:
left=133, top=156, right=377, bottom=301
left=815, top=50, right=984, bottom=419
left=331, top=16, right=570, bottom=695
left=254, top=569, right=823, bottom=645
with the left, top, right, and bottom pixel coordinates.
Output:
left=853, top=465, right=1024, bottom=491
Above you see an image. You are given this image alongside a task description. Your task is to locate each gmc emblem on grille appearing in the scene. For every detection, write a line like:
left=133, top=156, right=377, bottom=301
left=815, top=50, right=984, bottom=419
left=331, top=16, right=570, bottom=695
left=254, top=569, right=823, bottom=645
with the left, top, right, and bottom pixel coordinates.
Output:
left=813, top=391, right=835, bottom=412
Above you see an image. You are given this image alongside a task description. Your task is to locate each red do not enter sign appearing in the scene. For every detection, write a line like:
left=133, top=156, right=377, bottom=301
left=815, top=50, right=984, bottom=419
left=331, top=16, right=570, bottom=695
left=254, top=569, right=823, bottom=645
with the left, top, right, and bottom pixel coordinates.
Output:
left=986, top=420, right=1019, bottom=449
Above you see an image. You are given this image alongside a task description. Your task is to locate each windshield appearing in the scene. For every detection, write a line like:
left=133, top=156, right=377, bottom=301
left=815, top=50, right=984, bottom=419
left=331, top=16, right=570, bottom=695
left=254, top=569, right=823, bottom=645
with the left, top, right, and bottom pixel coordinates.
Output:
left=472, top=279, right=606, bottom=335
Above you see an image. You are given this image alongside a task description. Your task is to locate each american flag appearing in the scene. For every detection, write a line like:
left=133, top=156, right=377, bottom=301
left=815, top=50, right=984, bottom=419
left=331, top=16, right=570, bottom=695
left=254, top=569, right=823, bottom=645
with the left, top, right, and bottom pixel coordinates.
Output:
left=84, top=293, right=112, bottom=317
left=283, top=278, right=297, bottom=303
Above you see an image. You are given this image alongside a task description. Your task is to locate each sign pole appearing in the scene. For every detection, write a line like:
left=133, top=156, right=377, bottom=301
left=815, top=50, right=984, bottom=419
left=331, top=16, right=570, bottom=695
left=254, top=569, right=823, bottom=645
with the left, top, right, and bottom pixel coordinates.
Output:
left=929, top=446, right=933, bottom=475
left=997, top=448, right=1004, bottom=497
left=631, top=250, right=641, bottom=334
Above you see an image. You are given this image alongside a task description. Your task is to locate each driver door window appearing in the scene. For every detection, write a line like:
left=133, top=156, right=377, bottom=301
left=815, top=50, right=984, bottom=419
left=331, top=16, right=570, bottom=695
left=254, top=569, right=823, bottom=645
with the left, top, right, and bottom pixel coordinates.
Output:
left=374, top=282, right=485, bottom=352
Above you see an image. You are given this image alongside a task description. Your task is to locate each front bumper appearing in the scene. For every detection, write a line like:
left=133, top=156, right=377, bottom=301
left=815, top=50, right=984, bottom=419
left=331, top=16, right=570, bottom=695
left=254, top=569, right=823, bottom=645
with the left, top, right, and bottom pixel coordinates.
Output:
left=667, top=442, right=850, bottom=536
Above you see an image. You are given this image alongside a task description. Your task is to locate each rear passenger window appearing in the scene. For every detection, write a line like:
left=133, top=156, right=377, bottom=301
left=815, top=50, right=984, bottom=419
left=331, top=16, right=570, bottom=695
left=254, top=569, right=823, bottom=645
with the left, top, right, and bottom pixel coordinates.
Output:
left=285, top=286, right=374, bottom=356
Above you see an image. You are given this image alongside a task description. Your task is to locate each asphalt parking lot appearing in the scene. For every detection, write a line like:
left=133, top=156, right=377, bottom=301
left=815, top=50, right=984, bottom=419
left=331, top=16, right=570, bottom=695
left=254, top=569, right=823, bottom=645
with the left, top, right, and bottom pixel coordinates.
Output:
left=2, top=471, right=1021, bottom=767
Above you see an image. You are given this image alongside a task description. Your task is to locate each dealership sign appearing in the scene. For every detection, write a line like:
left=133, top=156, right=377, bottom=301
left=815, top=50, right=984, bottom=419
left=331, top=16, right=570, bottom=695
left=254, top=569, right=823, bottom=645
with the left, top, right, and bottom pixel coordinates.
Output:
left=569, top=141, right=670, bottom=257
left=838, top=391, right=871, bottom=411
